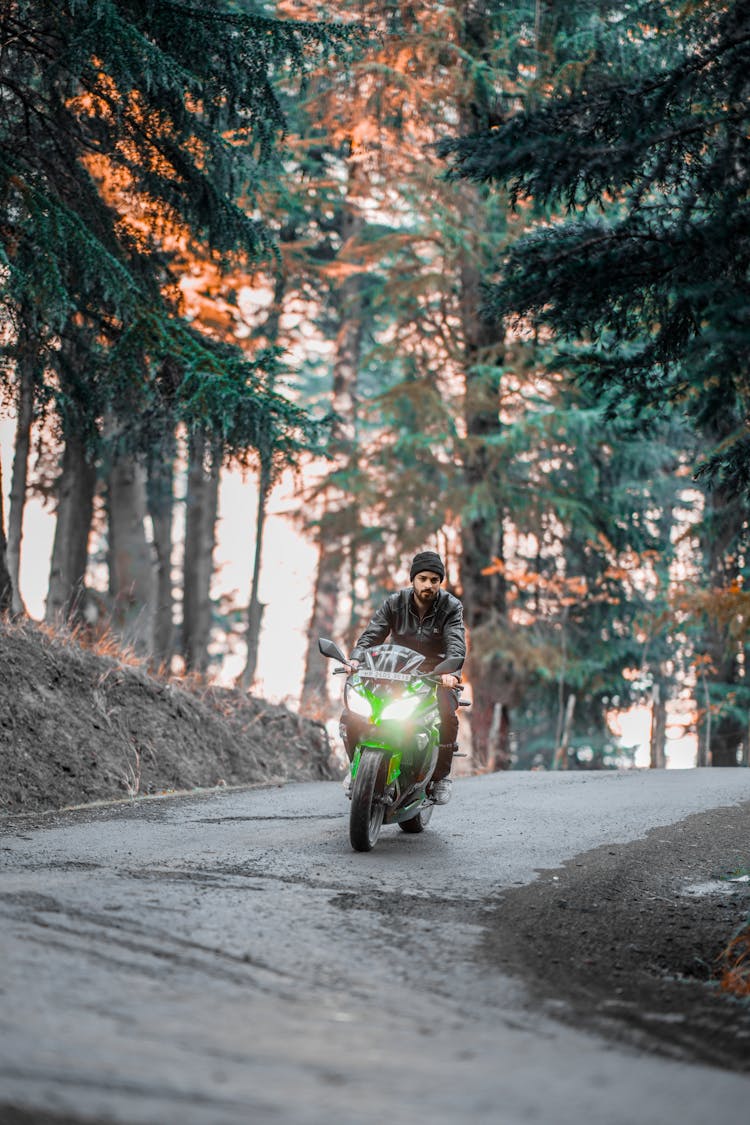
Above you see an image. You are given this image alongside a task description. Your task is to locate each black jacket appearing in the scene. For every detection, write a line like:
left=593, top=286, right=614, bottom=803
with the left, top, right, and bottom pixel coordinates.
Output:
left=350, top=588, right=466, bottom=673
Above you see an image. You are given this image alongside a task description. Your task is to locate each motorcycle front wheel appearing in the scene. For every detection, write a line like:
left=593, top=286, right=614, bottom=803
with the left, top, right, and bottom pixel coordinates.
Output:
left=350, top=750, right=386, bottom=852
left=399, top=802, right=433, bottom=833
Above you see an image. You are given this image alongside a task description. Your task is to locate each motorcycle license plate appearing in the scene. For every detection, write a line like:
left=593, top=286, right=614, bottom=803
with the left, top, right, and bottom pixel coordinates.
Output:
left=357, top=670, right=413, bottom=682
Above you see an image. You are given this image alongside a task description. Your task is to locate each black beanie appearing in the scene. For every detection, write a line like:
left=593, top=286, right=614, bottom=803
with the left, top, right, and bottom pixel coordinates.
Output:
left=410, top=550, right=445, bottom=581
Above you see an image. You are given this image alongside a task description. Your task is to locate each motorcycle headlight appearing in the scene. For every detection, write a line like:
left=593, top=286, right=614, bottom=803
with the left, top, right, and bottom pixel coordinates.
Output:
left=381, top=695, right=420, bottom=722
left=346, top=685, right=372, bottom=718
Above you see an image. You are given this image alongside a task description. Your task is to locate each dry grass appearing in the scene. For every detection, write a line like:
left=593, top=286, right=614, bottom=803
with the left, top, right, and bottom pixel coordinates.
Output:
left=17, top=616, right=220, bottom=695
left=36, top=618, right=144, bottom=667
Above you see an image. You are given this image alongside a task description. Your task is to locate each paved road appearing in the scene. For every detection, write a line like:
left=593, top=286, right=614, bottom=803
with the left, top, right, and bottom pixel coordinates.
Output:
left=1, top=768, right=749, bottom=1125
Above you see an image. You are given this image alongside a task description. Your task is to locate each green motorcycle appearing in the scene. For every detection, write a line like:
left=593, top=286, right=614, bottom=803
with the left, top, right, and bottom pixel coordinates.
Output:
left=319, top=637, right=464, bottom=852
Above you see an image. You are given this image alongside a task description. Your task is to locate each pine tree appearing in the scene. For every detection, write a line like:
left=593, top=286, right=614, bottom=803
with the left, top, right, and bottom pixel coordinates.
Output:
left=0, top=449, right=13, bottom=614
left=1, top=0, right=361, bottom=637
left=440, top=0, right=750, bottom=765
left=441, top=0, right=750, bottom=494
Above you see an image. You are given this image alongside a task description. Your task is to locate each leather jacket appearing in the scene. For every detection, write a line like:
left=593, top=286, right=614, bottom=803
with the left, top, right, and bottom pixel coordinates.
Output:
left=350, top=587, right=466, bottom=673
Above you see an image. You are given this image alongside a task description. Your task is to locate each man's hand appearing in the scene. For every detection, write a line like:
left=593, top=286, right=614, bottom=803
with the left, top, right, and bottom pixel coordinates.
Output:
left=438, top=673, right=459, bottom=688
left=347, top=659, right=360, bottom=673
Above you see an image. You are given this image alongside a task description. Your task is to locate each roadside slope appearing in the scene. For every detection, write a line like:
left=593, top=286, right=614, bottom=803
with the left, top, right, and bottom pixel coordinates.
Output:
left=0, top=621, right=336, bottom=815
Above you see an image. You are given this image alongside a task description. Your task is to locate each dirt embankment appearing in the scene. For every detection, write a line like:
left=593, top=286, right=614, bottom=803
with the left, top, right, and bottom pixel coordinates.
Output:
left=0, top=622, right=338, bottom=816
left=482, top=801, right=750, bottom=1070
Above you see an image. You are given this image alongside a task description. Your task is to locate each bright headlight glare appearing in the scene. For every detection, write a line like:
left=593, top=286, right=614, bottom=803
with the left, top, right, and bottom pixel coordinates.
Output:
left=347, top=687, right=371, bottom=718
left=381, top=695, right=420, bottom=722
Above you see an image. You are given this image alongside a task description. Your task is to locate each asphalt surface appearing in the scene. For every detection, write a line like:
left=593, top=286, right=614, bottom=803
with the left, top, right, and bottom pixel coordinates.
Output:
left=1, top=768, right=750, bottom=1125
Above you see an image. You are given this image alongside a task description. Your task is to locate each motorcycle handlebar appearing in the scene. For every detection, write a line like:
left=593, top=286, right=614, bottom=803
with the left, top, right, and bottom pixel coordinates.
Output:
left=334, top=666, right=464, bottom=688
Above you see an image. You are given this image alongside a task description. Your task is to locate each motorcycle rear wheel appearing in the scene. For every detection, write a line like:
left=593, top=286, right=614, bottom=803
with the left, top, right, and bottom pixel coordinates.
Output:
left=399, top=802, right=434, bottom=833
left=350, top=750, right=386, bottom=852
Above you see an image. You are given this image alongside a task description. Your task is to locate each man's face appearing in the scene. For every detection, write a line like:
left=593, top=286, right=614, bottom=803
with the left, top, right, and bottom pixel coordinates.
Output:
left=413, top=571, right=442, bottom=606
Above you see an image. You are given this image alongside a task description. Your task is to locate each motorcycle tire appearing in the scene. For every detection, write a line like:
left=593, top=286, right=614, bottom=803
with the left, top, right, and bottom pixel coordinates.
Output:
left=399, top=803, right=434, bottom=833
left=349, top=750, right=387, bottom=852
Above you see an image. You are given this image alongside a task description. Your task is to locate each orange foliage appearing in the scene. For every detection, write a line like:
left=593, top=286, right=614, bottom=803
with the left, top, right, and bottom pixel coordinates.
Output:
left=717, top=922, right=750, bottom=997
left=671, top=579, right=750, bottom=643
left=481, top=540, right=641, bottom=615
left=66, top=56, right=272, bottom=360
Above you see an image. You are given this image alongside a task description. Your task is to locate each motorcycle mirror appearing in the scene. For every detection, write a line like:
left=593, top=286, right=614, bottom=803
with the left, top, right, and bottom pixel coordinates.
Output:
left=432, top=656, right=463, bottom=674
left=318, top=637, right=348, bottom=663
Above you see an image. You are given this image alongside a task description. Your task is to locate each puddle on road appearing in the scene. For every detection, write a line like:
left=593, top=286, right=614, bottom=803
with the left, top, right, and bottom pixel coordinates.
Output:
left=682, top=874, right=750, bottom=897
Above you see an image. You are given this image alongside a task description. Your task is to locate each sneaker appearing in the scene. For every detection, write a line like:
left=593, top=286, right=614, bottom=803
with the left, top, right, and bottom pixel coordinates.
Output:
left=342, top=773, right=353, bottom=798
left=430, top=778, right=452, bottom=805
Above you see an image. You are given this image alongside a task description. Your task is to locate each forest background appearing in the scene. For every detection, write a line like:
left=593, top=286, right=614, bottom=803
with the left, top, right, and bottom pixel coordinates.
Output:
left=1, top=0, right=749, bottom=774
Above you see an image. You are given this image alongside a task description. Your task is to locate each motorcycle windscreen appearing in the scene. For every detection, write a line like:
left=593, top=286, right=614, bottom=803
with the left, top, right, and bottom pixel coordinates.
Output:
left=362, top=644, right=426, bottom=675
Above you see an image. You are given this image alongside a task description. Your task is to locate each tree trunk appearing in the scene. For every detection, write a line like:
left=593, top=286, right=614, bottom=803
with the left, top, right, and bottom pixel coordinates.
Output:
left=700, top=482, right=746, bottom=766
left=454, top=1, right=515, bottom=770
left=300, top=161, right=364, bottom=714
left=487, top=701, right=512, bottom=771
left=7, top=339, right=37, bottom=617
left=649, top=683, right=667, bottom=769
left=146, top=435, right=176, bottom=669
left=300, top=525, right=345, bottom=716
left=239, top=272, right=285, bottom=692
left=697, top=671, right=711, bottom=768
left=45, top=427, right=97, bottom=625
left=182, top=429, right=220, bottom=674
left=709, top=716, right=743, bottom=767
left=553, top=694, right=576, bottom=769
left=0, top=449, right=13, bottom=615
left=239, top=452, right=271, bottom=691
left=457, top=228, right=511, bottom=768
left=107, top=447, right=154, bottom=654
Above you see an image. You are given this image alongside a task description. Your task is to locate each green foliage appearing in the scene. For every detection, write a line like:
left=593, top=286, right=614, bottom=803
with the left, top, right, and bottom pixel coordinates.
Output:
left=485, top=389, right=691, bottom=763
left=440, top=0, right=750, bottom=495
left=0, top=0, right=364, bottom=453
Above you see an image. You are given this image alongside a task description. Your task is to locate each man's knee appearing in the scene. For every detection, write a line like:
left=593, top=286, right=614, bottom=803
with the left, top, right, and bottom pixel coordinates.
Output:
left=438, top=703, right=459, bottom=745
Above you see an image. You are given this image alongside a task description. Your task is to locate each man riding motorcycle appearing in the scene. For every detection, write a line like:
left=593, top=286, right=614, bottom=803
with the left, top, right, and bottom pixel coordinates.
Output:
left=342, top=550, right=466, bottom=805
